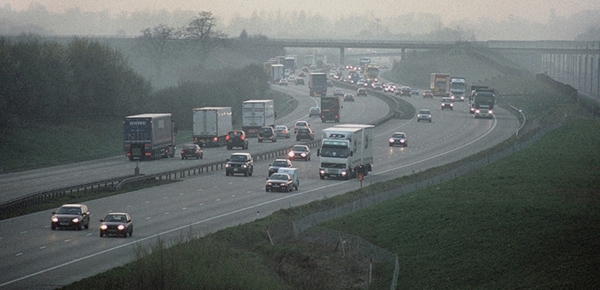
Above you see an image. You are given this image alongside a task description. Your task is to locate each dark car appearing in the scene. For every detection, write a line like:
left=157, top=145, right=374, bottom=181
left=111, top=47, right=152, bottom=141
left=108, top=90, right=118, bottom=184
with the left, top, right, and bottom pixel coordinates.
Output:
left=51, top=204, right=90, bottom=230
left=389, top=132, right=408, bottom=147
left=295, top=78, right=304, bottom=85
left=356, top=88, right=368, bottom=96
left=99, top=212, right=133, bottom=238
left=296, top=127, right=315, bottom=141
left=441, top=97, right=454, bottom=110
left=265, top=173, right=294, bottom=192
left=258, top=126, right=277, bottom=143
left=411, top=89, right=420, bottom=95
left=181, top=144, right=203, bottom=159
left=422, top=90, right=434, bottom=98
left=225, top=152, right=254, bottom=176
left=417, top=109, right=432, bottom=122
left=397, top=86, right=412, bottom=97
left=333, top=89, right=344, bottom=97
left=268, top=158, right=293, bottom=176
left=343, top=93, right=355, bottom=102
left=287, top=144, right=311, bottom=161
left=226, top=130, right=248, bottom=150
left=309, top=107, right=321, bottom=117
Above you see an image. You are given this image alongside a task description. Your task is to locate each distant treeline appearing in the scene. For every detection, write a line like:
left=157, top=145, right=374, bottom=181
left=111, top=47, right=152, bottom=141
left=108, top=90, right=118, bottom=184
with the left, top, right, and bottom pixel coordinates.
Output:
left=0, top=35, right=273, bottom=133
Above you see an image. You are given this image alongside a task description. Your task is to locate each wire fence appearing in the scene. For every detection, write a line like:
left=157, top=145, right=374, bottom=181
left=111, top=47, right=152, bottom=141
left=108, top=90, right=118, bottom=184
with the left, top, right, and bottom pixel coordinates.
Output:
left=264, top=112, right=567, bottom=289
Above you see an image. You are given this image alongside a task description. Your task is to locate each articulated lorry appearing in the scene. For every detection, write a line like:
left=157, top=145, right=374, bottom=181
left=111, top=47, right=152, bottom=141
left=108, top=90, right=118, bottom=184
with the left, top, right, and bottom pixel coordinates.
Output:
left=320, top=96, right=340, bottom=123
left=317, top=124, right=374, bottom=180
left=309, top=72, right=328, bottom=96
left=123, top=113, right=176, bottom=161
left=242, top=99, right=275, bottom=137
left=192, top=107, right=232, bottom=147
left=449, top=77, right=467, bottom=101
left=430, top=73, right=450, bottom=97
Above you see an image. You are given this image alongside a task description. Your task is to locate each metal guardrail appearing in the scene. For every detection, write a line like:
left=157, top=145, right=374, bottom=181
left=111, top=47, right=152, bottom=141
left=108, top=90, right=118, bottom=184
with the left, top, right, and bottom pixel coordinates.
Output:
left=0, top=140, right=323, bottom=213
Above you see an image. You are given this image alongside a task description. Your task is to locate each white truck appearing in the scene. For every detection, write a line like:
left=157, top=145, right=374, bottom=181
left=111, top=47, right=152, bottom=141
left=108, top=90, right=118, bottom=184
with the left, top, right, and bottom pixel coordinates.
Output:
left=242, top=99, right=275, bottom=137
left=270, top=64, right=284, bottom=83
left=317, top=124, right=374, bottom=180
left=449, top=77, right=467, bottom=101
left=192, top=107, right=232, bottom=147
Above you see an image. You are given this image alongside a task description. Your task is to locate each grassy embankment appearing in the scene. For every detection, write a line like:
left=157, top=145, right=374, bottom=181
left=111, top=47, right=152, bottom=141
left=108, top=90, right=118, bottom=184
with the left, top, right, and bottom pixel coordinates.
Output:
left=61, top=49, right=600, bottom=289
left=0, top=90, right=294, bottom=173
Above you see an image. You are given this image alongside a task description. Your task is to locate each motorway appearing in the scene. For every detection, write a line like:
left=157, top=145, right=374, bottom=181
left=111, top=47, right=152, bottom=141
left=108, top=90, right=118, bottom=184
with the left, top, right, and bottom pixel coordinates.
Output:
left=0, top=81, right=520, bottom=289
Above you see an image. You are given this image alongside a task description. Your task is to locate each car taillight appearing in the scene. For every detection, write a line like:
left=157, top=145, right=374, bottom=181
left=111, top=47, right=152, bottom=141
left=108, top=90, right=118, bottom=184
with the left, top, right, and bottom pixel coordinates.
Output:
left=181, top=150, right=185, bottom=154
left=145, top=152, right=151, bottom=157
left=226, top=135, right=230, bottom=141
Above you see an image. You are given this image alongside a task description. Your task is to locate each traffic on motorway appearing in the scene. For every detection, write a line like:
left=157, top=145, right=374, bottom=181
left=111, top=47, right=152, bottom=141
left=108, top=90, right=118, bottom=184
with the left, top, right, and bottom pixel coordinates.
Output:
left=0, top=56, right=518, bottom=289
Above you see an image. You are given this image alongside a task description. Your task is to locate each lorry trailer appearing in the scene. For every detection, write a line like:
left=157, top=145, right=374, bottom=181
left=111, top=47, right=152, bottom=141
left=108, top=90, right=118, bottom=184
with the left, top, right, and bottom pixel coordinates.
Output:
left=192, top=107, right=232, bottom=147
left=123, top=113, right=176, bottom=161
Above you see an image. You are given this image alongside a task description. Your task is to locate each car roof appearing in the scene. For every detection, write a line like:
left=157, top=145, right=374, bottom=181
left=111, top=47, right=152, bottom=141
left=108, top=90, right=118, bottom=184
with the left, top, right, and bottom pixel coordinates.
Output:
left=231, top=152, right=250, bottom=156
left=61, top=204, right=84, bottom=207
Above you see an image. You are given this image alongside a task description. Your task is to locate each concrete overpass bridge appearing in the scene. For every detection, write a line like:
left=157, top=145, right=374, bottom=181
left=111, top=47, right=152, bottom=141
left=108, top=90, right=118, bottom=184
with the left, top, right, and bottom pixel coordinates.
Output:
left=264, top=38, right=600, bottom=97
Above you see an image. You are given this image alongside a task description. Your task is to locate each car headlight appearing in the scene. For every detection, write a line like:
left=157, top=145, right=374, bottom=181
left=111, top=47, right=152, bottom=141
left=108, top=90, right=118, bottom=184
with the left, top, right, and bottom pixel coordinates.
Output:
left=389, top=138, right=394, bottom=142
left=301, top=153, right=307, bottom=157
left=225, top=164, right=230, bottom=168
left=288, top=151, right=294, bottom=157
left=267, top=182, right=272, bottom=186
left=475, top=110, right=480, bottom=113
left=52, top=217, right=58, bottom=222
left=72, top=217, right=80, bottom=223
left=242, top=165, right=247, bottom=169
left=319, top=169, right=325, bottom=174
left=400, top=139, right=405, bottom=143
left=489, top=110, right=493, bottom=114
left=100, top=224, right=107, bottom=230
left=450, top=103, right=453, bottom=106
left=118, top=225, right=125, bottom=231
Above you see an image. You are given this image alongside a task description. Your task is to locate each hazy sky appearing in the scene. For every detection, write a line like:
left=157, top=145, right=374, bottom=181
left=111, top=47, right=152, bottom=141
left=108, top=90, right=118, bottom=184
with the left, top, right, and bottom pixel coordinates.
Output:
left=2, top=0, right=600, bottom=25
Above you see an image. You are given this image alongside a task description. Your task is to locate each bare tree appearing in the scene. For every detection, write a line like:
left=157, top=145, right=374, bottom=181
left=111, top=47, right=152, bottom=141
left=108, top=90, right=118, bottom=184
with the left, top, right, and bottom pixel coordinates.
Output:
left=136, top=24, right=179, bottom=80
left=183, top=12, right=227, bottom=59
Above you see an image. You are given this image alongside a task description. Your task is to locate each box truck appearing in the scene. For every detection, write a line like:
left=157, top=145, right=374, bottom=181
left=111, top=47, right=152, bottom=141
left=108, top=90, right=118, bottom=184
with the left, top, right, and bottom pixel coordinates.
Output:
left=317, top=124, right=374, bottom=180
left=242, top=100, right=275, bottom=137
left=192, top=107, right=232, bottom=147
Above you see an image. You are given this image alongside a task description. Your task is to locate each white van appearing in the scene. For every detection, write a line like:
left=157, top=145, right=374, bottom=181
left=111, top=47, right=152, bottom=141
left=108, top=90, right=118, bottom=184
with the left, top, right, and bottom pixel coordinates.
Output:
left=277, top=168, right=299, bottom=190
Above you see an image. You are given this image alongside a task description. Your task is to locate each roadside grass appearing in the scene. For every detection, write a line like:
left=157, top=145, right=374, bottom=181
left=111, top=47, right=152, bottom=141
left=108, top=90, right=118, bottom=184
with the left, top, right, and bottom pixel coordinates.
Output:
left=321, top=118, right=600, bottom=289
left=0, top=89, right=295, bottom=174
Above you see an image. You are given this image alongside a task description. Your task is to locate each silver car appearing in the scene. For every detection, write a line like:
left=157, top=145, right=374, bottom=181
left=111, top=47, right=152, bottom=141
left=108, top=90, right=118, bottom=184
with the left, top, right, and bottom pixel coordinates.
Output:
left=417, top=109, right=432, bottom=122
left=274, top=125, right=291, bottom=138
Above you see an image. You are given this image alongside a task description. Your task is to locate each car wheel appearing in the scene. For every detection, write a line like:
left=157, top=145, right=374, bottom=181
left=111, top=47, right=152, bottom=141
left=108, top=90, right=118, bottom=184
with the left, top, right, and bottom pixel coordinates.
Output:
left=100, top=232, right=103, bottom=237
left=225, top=171, right=229, bottom=176
left=266, top=188, right=269, bottom=192
left=289, top=186, right=293, bottom=192
left=389, top=143, right=393, bottom=146
left=248, top=170, right=253, bottom=177
left=320, top=175, right=325, bottom=180
left=84, top=222, right=89, bottom=229
left=244, top=171, right=248, bottom=177
left=200, top=155, right=203, bottom=159
left=181, top=156, right=184, bottom=160
left=51, top=224, right=56, bottom=230
left=123, top=231, right=127, bottom=238
left=130, top=229, right=133, bottom=237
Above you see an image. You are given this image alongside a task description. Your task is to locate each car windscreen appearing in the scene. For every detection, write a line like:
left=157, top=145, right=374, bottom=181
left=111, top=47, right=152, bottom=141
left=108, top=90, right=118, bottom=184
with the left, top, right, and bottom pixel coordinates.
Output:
left=292, top=146, right=307, bottom=151
left=230, top=155, right=247, bottom=162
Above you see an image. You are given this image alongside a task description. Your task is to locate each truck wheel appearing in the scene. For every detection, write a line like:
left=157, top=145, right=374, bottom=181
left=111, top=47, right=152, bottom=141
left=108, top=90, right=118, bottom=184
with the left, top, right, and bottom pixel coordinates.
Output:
left=320, top=175, right=325, bottom=180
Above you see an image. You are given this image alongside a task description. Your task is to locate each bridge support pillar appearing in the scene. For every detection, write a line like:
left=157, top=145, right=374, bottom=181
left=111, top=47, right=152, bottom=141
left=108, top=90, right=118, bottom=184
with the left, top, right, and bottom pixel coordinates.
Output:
left=401, top=48, right=406, bottom=61
left=340, top=47, right=345, bottom=66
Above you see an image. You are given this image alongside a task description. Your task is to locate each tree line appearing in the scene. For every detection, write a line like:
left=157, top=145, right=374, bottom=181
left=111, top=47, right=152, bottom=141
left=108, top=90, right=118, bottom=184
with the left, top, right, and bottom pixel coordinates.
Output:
left=0, top=35, right=152, bottom=132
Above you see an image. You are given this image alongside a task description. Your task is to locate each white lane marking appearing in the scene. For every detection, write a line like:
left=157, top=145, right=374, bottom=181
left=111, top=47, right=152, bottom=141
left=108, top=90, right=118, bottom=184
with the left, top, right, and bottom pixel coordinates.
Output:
left=1, top=116, right=499, bottom=288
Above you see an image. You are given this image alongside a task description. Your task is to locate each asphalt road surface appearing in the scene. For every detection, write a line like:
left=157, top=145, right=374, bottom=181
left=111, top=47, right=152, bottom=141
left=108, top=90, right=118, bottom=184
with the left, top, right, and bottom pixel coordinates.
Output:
left=0, top=81, right=519, bottom=289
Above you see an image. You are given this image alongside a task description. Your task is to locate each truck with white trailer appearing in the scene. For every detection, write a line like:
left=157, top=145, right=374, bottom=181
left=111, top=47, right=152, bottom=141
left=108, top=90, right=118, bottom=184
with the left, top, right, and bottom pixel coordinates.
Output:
left=123, top=113, right=176, bottom=161
left=192, top=107, right=232, bottom=147
left=317, top=124, right=374, bottom=180
left=242, top=99, right=275, bottom=137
